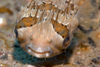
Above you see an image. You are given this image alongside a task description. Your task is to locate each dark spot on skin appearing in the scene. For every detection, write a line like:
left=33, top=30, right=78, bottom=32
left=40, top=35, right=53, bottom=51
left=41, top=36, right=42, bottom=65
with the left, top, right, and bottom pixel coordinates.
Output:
left=30, top=24, right=33, bottom=26
left=57, top=31, right=59, bottom=34
left=42, top=2, right=45, bottom=5
left=61, top=24, right=64, bottom=26
left=65, top=1, right=69, bottom=4
left=62, top=36, right=65, bottom=38
left=65, top=26, right=67, bottom=28
left=20, top=26, right=22, bottom=28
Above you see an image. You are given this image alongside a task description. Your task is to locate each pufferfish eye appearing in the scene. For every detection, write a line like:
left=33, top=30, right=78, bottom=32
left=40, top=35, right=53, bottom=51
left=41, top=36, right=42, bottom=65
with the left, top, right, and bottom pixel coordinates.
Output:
left=14, top=28, right=18, bottom=38
left=63, top=35, right=70, bottom=48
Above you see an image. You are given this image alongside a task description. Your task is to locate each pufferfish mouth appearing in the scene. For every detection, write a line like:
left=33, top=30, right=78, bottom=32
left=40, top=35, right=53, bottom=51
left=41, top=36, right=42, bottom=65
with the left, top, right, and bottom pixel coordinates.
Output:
left=26, top=46, right=52, bottom=58
left=28, top=46, right=50, bottom=54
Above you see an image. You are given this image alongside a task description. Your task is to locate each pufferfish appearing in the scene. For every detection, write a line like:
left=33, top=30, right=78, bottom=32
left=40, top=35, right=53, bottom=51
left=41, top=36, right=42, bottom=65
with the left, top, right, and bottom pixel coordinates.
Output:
left=15, top=0, right=78, bottom=58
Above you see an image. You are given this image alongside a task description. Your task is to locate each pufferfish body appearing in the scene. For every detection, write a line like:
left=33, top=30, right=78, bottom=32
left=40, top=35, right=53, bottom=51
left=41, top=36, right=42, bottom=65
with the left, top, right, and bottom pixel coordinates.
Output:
left=15, top=0, right=78, bottom=58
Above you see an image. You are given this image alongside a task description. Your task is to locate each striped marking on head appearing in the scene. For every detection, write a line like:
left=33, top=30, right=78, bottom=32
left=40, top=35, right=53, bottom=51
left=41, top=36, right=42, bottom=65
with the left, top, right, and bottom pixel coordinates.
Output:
left=16, top=0, right=75, bottom=40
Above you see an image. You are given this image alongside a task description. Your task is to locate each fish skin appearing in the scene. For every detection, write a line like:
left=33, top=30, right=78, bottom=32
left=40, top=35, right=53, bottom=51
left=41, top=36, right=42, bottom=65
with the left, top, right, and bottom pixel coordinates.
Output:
left=15, top=0, right=79, bottom=58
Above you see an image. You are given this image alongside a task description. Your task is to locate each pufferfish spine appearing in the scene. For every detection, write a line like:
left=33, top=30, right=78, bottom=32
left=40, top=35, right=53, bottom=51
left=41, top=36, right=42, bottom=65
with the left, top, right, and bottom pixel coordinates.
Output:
left=15, top=0, right=78, bottom=58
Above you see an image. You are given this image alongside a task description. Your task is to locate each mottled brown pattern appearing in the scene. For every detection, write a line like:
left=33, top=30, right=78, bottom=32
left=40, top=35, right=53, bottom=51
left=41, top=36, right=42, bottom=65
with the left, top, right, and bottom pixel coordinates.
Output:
left=16, top=16, right=38, bottom=29
left=51, top=19, right=69, bottom=38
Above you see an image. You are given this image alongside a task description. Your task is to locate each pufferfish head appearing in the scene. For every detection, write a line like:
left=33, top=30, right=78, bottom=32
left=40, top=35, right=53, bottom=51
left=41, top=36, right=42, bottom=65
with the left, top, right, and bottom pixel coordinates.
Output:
left=14, top=0, right=77, bottom=58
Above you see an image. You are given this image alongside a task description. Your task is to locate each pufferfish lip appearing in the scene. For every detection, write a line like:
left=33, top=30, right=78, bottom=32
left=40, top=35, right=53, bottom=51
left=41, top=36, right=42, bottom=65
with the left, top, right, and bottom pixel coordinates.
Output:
left=26, top=45, right=52, bottom=58
left=28, top=46, right=50, bottom=54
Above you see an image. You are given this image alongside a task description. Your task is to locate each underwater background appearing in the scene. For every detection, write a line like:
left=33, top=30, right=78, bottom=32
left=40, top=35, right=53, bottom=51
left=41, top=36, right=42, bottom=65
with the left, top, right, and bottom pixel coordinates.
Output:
left=0, top=0, right=100, bottom=67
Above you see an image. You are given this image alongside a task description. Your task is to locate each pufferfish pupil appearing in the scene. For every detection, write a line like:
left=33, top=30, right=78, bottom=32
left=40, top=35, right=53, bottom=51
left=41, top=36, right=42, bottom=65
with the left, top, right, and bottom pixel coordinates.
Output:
left=63, top=35, right=70, bottom=48
left=15, top=0, right=77, bottom=58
